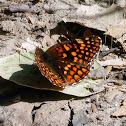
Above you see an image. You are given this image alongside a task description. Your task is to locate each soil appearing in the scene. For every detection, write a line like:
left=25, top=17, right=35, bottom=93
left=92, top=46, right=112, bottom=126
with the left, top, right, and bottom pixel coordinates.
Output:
left=0, top=0, right=126, bottom=126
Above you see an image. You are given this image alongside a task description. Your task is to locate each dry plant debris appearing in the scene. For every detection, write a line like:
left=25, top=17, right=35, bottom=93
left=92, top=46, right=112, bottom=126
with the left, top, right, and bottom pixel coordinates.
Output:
left=0, top=0, right=126, bottom=126
left=112, top=99, right=126, bottom=117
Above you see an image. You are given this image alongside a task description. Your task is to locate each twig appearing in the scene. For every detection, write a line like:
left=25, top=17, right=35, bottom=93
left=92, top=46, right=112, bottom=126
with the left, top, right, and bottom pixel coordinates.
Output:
left=9, top=4, right=38, bottom=13
left=103, top=85, right=126, bottom=93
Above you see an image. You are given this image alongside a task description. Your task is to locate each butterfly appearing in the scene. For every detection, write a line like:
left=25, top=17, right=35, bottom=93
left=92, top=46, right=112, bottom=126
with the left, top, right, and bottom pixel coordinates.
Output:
left=35, top=36, right=101, bottom=88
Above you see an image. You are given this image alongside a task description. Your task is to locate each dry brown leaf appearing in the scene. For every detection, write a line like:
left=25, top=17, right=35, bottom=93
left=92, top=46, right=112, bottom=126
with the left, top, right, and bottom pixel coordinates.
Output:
left=97, top=59, right=126, bottom=67
left=104, top=88, right=119, bottom=103
left=105, top=20, right=126, bottom=39
left=112, top=99, right=126, bottom=117
left=63, top=4, right=124, bottom=32
left=105, top=19, right=126, bottom=51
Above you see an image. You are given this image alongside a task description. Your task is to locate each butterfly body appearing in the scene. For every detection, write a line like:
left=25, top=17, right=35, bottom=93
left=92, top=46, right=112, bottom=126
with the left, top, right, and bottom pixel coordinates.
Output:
left=35, top=36, right=101, bottom=88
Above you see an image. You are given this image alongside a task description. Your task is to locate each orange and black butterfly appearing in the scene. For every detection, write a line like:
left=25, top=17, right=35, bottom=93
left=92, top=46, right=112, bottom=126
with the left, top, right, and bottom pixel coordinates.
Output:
left=35, top=36, right=101, bottom=88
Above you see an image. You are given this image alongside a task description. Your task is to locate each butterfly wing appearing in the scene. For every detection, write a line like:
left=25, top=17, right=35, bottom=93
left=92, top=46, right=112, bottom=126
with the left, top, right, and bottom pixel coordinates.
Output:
left=45, top=36, right=101, bottom=86
left=47, top=36, right=101, bottom=66
left=35, top=47, right=66, bottom=87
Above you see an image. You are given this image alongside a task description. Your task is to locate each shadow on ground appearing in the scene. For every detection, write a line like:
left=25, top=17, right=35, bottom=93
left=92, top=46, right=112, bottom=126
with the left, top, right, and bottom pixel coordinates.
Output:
left=0, top=77, right=76, bottom=106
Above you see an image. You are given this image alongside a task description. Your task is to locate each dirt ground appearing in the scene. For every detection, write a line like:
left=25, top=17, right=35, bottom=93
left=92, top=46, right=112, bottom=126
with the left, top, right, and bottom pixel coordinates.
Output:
left=0, top=0, right=126, bottom=126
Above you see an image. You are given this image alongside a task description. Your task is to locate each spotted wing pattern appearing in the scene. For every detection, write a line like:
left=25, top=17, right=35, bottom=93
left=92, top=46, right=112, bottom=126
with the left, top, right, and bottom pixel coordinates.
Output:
left=35, top=47, right=66, bottom=87
left=35, top=36, right=101, bottom=88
